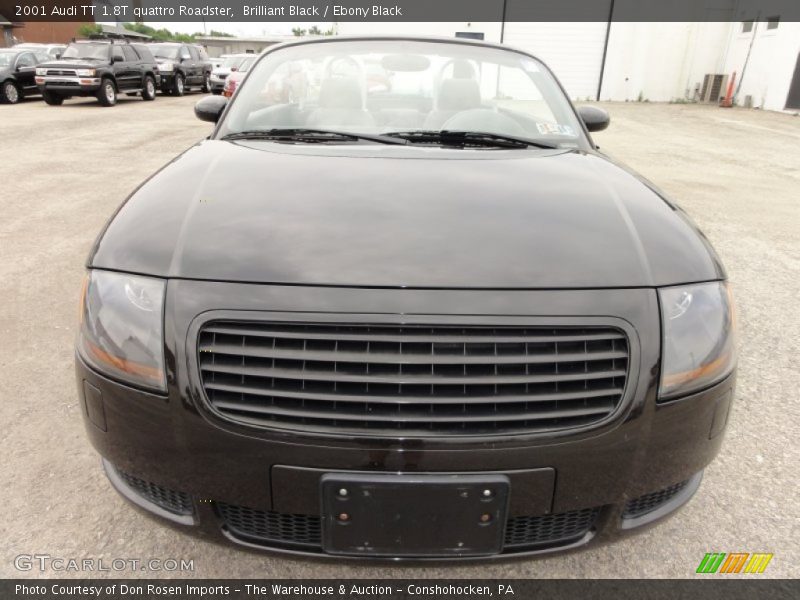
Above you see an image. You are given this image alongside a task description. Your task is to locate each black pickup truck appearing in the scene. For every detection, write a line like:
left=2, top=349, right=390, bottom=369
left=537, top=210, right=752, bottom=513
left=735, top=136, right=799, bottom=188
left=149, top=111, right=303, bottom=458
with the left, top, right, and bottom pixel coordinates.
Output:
left=35, top=39, right=159, bottom=106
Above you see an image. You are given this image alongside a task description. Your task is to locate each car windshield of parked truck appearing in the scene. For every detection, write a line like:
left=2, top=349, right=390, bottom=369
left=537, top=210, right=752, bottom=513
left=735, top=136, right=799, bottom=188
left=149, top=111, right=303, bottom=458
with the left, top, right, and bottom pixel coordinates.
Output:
left=222, top=56, right=247, bottom=69
left=0, top=51, right=16, bottom=67
left=218, top=40, right=587, bottom=149
left=61, top=43, right=109, bottom=61
left=150, top=45, right=180, bottom=60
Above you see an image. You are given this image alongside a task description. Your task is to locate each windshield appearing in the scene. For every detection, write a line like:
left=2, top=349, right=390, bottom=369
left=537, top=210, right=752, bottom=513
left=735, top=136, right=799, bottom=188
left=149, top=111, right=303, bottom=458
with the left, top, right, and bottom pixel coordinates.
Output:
left=217, top=40, right=586, bottom=148
left=239, top=57, right=256, bottom=72
left=61, top=43, right=109, bottom=60
left=222, top=56, right=247, bottom=69
left=150, top=44, right=180, bottom=60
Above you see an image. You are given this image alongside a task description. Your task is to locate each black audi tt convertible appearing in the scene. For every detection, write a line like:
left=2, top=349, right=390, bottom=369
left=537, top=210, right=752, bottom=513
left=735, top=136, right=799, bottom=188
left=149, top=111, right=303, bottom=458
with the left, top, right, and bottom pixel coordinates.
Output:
left=76, top=36, right=736, bottom=560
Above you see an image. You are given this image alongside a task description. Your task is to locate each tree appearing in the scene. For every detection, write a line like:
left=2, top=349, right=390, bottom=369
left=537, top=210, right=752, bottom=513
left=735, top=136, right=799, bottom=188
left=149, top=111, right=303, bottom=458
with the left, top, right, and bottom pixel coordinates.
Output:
left=77, top=24, right=102, bottom=37
left=292, top=27, right=307, bottom=37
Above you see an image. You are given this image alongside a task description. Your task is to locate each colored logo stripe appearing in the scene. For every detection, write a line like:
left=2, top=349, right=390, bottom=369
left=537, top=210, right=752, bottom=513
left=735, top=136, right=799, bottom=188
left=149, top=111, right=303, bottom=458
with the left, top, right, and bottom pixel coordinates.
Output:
left=696, top=552, right=773, bottom=574
left=744, top=553, right=773, bottom=574
left=697, top=553, right=726, bottom=573
left=720, top=553, right=749, bottom=573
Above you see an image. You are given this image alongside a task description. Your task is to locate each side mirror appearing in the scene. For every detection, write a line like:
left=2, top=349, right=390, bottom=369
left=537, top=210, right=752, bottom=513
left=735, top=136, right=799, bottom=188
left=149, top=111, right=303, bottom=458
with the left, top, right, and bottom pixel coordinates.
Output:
left=230, top=66, right=238, bottom=72
left=55, top=53, right=61, bottom=60
left=577, top=106, right=610, bottom=132
left=195, top=95, right=228, bottom=123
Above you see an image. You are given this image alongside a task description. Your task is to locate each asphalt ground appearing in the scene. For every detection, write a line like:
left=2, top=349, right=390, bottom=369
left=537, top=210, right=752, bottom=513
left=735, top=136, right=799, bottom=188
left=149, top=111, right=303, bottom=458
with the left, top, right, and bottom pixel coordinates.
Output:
left=0, top=93, right=798, bottom=578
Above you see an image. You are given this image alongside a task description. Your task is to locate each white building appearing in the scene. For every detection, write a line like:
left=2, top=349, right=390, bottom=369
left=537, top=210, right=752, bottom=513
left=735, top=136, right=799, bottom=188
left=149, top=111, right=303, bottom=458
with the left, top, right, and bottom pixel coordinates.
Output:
left=337, top=17, right=800, bottom=112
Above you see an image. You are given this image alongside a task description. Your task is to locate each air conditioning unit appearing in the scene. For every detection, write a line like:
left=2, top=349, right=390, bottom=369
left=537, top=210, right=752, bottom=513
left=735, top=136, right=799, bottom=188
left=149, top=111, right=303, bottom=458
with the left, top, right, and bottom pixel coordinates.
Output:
left=699, top=74, right=729, bottom=103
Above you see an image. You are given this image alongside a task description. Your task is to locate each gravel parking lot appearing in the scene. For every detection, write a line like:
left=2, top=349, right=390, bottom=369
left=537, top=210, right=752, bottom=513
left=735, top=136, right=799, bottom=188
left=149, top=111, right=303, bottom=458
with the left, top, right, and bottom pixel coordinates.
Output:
left=1, top=94, right=798, bottom=579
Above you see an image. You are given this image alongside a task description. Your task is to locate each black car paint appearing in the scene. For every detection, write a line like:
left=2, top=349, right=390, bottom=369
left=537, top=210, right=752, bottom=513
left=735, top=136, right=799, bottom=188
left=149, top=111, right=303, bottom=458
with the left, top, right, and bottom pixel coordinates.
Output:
left=78, top=36, right=735, bottom=559
left=90, top=141, right=724, bottom=289
left=0, top=50, right=43, bottom=101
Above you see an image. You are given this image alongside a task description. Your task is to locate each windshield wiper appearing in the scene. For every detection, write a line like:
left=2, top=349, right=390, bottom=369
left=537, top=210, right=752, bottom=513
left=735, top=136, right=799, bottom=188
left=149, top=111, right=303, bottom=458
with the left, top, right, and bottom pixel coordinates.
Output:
left=220, top=128, right=408, bottom=145
left=384, top=130, right=559, bottom=149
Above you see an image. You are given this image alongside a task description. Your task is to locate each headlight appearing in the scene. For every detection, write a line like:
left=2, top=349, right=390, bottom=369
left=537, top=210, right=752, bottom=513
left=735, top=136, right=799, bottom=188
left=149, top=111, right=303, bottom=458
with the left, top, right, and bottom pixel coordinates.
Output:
left=659, top=281, right=736, bottom=400
left=77, top=270, right=166, bottom=392
left=36, top=67, right=47, bottom=76
left=76, top=68, right=96, bottom=77
left=159, top=61, right=174, bottom=72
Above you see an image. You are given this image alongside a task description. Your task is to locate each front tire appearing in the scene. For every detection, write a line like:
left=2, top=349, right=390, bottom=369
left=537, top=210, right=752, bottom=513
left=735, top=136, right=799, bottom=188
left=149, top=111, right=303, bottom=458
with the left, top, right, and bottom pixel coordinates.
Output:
left=43, top=91, right=64, bottom=105
left=142, top=75, right=156, bottom=101
left=201, top=73, right=211, bottom=93
left=172, top=73, right=185, bottom=96
left=97, top=78, right=117, bottom=106
left=1, top=80, right=21, bottom=104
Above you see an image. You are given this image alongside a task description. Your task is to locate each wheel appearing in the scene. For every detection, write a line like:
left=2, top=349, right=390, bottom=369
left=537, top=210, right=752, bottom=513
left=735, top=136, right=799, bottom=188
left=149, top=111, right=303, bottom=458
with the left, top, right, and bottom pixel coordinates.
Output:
left=201, top=73, right=211, bottom=93
left=172, top=73, right=185, bottom=96
left=142, top=75, right=156, bottom=101
left=1, top=80, right=20, bottom=104
left=96, top=78, right=117, bottom=106
left=42, top=91, right=64, bottom=105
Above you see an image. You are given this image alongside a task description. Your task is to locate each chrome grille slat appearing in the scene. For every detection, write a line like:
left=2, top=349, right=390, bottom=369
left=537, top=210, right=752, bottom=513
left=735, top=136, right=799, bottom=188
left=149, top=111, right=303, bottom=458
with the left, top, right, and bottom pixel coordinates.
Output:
left=197, top=321, right=630, bottom=436
left=203, top=324, right=625, bottom=344
left=200, top=360, right=627, bottom=386
left=199, top=343, right=627, bottom=365
left=204, top=381, right=623, bottom=405
left=213, top=399, right=615, bottom=423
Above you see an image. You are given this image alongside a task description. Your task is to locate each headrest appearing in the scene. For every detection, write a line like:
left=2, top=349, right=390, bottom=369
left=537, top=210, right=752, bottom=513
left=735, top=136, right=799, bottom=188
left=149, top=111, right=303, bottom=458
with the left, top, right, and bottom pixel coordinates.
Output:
left=318, top=77, right=363, bottom=109
left=437, top=78, right=482, bottom=111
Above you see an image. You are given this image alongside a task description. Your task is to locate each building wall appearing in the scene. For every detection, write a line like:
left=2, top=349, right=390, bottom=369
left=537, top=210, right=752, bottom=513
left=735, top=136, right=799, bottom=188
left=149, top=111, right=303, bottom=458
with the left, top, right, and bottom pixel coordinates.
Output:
left=12, top=21, right=86, bottom=44
left=198, top=39, right=285, bottom=58
left=329, top=19, right=800, bottom=112
left=600, top=22, right=732, bottom=102
left=723, top=20, right=800, bottom=111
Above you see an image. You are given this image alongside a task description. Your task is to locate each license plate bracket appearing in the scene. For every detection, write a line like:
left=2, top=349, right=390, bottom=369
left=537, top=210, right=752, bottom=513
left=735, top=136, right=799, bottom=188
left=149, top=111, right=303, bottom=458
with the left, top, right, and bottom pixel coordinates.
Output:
left=320, top=473, right=509, bottom=557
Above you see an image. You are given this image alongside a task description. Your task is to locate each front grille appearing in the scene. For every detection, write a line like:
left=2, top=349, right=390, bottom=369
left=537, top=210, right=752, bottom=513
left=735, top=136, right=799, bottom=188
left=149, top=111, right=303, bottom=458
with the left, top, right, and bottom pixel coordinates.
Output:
left=116, top=470, right=193, bottom=515
left=46, top=69, right=77, bottom=76
left=217, top=503, right=322, bottom=548
left=197, top=321, right=630, bottom=436
left=504, top=508, right=600, bottom=549
left=216, top=502, right=599, bottom=553
left=623, top=479, right=690, bottom=518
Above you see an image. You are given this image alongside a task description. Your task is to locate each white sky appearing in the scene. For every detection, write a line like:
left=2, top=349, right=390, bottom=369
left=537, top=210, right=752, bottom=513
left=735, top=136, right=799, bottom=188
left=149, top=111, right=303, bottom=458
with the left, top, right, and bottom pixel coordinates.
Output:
left=101, top=21, right=331, bottom=37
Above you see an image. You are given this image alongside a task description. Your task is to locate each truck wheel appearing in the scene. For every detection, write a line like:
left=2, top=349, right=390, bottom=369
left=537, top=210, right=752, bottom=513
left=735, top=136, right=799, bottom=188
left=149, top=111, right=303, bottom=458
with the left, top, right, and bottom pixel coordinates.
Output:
left=201, top=73, right=211, bottom=93
left=43, top=91, right=64, bottom=105
left=172, top=73, right=185, bottom=96
left=1, top=80, right=20, bottom=104
left=97, top=78, right=117, bottom=106
left=142, top=75, right=156, bottom=101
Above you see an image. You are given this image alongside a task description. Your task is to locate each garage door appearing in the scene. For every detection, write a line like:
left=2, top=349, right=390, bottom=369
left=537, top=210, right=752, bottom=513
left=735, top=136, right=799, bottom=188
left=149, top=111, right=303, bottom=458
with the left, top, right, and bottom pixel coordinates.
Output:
left=502, top=13, right=610, bottom=101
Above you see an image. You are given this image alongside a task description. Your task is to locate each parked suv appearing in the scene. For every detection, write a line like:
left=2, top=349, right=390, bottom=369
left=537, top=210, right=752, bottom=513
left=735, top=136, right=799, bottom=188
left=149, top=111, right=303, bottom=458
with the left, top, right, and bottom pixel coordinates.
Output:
left=149, top=42, right=211, bottom=96
left=35, top=39, right=158, bottom=106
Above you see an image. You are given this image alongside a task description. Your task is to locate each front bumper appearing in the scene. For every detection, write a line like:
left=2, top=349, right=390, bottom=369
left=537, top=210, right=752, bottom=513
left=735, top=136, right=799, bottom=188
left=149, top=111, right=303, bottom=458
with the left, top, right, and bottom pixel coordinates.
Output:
left=76, top=282, right=735, bottom=560
left=36, top=76, right=101, bottom=94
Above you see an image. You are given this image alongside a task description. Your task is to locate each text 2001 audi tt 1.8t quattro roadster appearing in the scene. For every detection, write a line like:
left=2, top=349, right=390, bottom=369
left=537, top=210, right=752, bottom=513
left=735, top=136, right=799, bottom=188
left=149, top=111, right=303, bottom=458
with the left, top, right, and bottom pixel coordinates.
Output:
left=76, top=36, right=736, bottom=560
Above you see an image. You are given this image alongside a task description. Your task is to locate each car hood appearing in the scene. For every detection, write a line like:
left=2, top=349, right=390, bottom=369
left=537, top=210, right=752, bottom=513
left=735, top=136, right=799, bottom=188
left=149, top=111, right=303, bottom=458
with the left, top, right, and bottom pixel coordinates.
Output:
left=89, top=140, right=724, bottom=288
